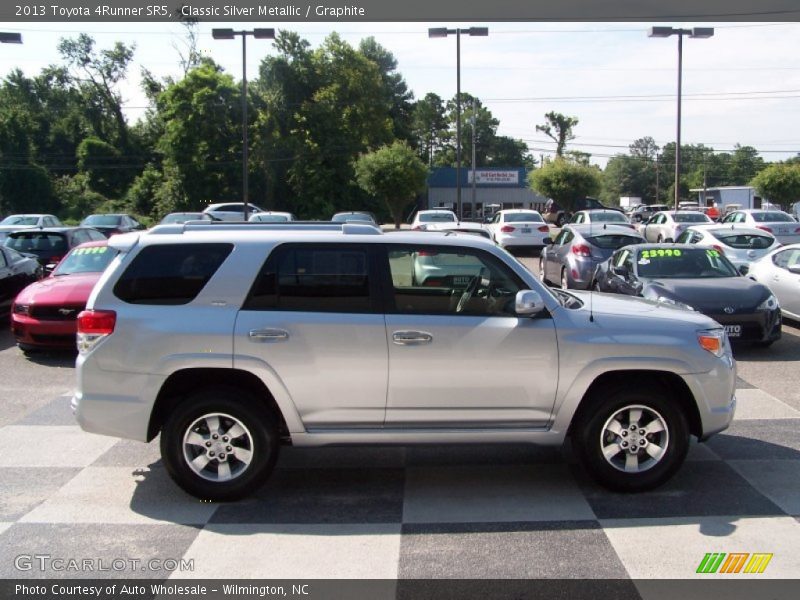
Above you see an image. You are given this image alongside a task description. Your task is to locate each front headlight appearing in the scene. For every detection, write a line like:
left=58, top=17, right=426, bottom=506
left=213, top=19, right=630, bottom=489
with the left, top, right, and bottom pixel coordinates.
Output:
left=757, top=294, right=778, bottom=311
left=698, top=329, right=726, bottom=357
left=13, top=303, right=30, bottom=316
left=657, top=296, right=695, bottom=311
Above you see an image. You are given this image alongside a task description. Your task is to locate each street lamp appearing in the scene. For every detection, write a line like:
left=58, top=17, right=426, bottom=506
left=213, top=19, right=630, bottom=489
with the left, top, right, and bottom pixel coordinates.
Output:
left=0, top=32, right=22, bottom=44
left=649, top=26, right=714, bottom=211
left=429, top=26, right=488, bottom=220
left=212, top=28, right=275, bottom=221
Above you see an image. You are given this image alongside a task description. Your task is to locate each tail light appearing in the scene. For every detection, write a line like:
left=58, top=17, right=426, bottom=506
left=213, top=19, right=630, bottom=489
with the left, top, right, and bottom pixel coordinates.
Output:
left=76, top=309, right=116, bottom=354
left=711, top=244, right=725, bottom=254
left=757, top=225, right=773, bottom=233
left=572, top=244, right=592, bottom=257
left=417, top=250, right=438, bottom=256
left=537, top=225, right=550, bottom=233
left=500, top=225, right=515, bottom=233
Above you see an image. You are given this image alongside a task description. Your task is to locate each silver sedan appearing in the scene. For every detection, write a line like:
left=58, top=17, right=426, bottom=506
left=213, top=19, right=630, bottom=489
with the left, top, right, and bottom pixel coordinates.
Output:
left=747, top=243, right=800, bottom=321
left=539, top=224, right=645, bottom=289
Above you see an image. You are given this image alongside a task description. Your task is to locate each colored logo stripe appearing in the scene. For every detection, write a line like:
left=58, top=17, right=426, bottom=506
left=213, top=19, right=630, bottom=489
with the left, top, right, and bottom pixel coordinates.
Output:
left=719, top=553, right=749, bottom=574
left=744, top=553, right=773, bottom=574
left=697, top=553, right=726, bottom=573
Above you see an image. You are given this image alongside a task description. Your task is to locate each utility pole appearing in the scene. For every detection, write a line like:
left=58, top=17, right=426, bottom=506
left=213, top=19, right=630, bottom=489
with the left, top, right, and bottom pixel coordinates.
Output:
left=655, top=154, right=660, bottom=204
left=471, top=98, right=477, bottom=218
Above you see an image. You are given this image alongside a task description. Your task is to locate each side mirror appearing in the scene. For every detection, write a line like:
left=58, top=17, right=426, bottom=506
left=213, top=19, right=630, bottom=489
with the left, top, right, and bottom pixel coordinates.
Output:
left=515, top=290, right=545, bottom=316
left=738, top=265, right=750, bottom=276
left=788, top=264, right=800, bottom=275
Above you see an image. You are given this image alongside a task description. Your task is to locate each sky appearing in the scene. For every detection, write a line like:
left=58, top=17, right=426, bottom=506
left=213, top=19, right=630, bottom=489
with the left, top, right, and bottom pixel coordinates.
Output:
left=1, top=20, right=799, bottom=168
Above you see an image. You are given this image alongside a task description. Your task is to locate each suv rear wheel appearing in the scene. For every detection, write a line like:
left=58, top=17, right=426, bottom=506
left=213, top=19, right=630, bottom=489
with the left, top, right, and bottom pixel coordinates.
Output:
left=573, top=387, right=689, bottom=492
left=160, top=386, right=279, bottom=501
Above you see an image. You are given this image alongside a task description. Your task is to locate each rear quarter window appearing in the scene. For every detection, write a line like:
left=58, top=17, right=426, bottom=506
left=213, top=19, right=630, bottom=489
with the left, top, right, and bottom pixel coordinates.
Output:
left=113, top=243, right=233, bottom=305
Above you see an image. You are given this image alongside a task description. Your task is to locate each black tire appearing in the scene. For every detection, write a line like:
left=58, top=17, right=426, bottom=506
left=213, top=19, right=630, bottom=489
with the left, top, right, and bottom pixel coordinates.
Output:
left=572, top=386, right=689, bottom=492
left=160, top=386, right=280, bottom=501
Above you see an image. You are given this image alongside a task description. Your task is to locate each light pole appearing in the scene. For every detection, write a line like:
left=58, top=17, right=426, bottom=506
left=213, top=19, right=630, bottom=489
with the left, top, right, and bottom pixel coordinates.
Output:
left=428, top=26, right=488, bottom=220
left=0, top=32, right=22, bottom=44
left=471, top=97, right=477, bottom=215
left=649, top=26, right=713, bottom=211
left=212, top=28, right=275, bottom=221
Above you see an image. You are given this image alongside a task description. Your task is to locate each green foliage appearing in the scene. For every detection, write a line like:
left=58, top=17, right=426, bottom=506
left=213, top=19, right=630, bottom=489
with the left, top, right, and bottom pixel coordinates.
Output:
left=76, top=137, right=128, bottom=198
left=124, top=164, right=164, bottom=218
left=354, top=141, right=428, bottom=228
left=51, top=174, right=107, bottom=221
left=529, top=158, right=601, bottom=214
left=751, top=162, right=800, bottom=208
left=412, top=93, right=450, bottom=165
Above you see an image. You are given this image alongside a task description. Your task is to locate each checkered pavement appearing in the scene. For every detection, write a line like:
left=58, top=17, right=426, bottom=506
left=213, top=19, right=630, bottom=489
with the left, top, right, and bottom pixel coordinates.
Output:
left=1, top=382, right=799, bottom=585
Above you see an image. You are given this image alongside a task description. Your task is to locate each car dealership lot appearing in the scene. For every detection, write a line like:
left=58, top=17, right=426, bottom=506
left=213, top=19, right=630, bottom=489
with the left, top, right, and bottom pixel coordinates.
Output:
left=0, top=288, right=799, bottom=584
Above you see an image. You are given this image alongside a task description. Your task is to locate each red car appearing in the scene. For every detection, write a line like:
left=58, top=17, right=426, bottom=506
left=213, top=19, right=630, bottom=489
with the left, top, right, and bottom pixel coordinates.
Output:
left=11, top=241, right=118, bottom=353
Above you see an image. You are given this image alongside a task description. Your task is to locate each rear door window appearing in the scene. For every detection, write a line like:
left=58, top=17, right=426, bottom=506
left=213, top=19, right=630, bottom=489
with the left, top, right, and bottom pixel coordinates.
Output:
left=114, top=243, right=233, bottom=305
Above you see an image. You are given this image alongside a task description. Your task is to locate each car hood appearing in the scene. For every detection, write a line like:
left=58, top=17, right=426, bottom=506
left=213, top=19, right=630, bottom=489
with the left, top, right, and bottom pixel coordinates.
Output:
left=642, top=277, right=770, bottom=311
left=15, top=272, right=103, bottom=306
left=568, top=290, right=716, bottom=327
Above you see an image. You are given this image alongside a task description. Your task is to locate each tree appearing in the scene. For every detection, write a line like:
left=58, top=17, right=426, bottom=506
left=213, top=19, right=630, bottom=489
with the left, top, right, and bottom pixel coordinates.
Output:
left=411, top=93, right=449, bottom=165
left=354, top=141, right=428, bottom=229
left=535, top=112, right=579, bottom=157
left=751, top=162, right=800, bottom=209
left=529, top=158, right=601, bottom=214
left=77, top=137, right=128, bottom=198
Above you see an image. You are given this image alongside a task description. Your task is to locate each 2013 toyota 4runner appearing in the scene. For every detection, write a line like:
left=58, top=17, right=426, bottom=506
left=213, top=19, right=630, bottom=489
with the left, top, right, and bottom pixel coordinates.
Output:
left=73, top=221, right=736, bottom=500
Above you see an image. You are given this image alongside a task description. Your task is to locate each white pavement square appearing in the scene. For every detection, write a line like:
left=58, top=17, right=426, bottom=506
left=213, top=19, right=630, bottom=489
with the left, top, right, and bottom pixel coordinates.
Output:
left=0, top=426, right=117, bottom=468
left=20, top=466, right=219, bottom=525
left=402, top=464, right=595, bottom=523
left=732, top=389, right=800, bottom=421
left=178, top=524, right=402, bottom=579
left=600, top=516, right=800, bottom=579
left=729, top=460, right=800, bottom=516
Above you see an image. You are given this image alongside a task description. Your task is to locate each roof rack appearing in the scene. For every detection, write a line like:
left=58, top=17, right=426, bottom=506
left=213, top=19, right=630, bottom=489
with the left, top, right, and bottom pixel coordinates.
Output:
left=148, top=220, right=384, bottom=236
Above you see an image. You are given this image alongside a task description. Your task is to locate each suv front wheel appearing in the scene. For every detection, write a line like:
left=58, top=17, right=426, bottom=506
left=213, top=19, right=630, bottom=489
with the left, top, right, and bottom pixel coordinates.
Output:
left=160, top=386, right=279, bottom=501
left=573, top=387, right=689, bottom=492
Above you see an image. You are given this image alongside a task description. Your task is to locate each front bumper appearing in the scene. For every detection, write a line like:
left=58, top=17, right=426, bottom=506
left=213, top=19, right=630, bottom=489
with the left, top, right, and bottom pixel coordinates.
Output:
left=11, top=314, right=77, bottom=348
left=706, top=308, right=782, bottom=343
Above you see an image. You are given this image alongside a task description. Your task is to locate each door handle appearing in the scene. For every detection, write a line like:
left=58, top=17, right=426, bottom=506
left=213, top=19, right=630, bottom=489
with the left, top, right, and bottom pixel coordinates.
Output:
left=392, top=331, right=433, bottom=346
left=248, top=329, right=289, bottom=342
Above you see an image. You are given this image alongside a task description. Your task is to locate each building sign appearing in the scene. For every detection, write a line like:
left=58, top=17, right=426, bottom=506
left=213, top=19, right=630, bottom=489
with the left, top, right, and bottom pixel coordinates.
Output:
left=468, top=170, right=519, bottom=185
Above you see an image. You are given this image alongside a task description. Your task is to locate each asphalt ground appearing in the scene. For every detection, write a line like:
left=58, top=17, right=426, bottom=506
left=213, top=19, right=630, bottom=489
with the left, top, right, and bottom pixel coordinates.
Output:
left=0, top=269, right=798, bottom=591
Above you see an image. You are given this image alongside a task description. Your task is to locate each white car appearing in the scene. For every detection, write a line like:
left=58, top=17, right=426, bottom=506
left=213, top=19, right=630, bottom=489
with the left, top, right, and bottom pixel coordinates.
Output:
left=203, top=202, right=266, bottom=221
left=569, top=209, right=635, bottom=229
left=0, top=214, right=63, bottom=241
left=640, top=211, right=713, bottom=243
left=249, top=211, right=296, bottom=223
left=411, top=209, right=458, bottom=230
left=675, top=225, right=780, bottom=270
left=719, top=209, right=800, bottom=245
left=748, top=243, right=800, bottom=321
left=486, top=209, right=551, bottom=250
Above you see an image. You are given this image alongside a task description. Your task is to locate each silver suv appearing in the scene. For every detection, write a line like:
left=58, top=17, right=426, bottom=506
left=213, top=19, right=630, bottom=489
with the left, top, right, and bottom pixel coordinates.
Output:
left=73, top=222, right=736, bottom=500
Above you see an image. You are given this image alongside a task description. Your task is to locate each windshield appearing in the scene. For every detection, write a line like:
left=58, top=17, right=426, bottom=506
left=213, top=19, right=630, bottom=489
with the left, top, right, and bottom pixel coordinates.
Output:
left=504, top=212, right=543, bottom=223
left=752, top=211, right=794, bottom=223
left=53, top=245, right=118, bottom=275
left=5, top=232, right=67, bottom=254
left=1, top=216, right=38, bottom=226
left=673, top=213, right=711, bottom=223
left=332, top=213, right=374, bottom=223
left=590, top=212, right=627, bottom=222
left=714, top=233, right=774, bottom=250
left=419, top=212, right=457, bottom=223
left=586, top=234, right=643, bottom=250
left=253, top=214, right=290, bottom=222
left=82, top=215, right=121, bottom=226
left=636, top=248, right=738, bottom=278
left=160, top=213, right=205, bottom=224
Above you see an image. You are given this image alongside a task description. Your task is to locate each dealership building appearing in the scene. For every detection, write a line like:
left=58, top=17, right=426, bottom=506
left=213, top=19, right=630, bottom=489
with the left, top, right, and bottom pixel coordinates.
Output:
left=426, top=167, right=549, bottom=218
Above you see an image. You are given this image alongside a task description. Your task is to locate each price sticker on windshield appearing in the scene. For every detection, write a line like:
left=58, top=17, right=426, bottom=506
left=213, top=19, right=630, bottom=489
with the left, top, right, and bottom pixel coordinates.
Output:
left=640, top=249, right=682, bottom=260
left=706, top=249, right=721, bottom=258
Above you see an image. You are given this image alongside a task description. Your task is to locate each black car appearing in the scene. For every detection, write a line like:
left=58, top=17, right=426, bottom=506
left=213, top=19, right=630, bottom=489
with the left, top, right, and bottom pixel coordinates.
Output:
left=80, top=214, right=143, bottom=237
left=3, top=227, right=108, bottom=270
left=0, top=246, right=42, bottom=318
left=593, top=244, right=781, bottom=346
